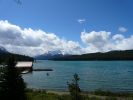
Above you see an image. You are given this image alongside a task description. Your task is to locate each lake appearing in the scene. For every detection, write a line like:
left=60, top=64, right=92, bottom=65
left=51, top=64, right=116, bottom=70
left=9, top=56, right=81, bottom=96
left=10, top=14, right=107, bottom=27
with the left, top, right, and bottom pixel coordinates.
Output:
left=23, top=60, right=133, bottom=92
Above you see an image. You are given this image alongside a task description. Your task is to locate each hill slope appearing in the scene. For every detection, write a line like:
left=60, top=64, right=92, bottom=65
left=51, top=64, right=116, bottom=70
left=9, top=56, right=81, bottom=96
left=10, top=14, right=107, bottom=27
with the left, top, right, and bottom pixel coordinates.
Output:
left=51, top=50, right=133, bottom=61
left=0, top=46, right=8, bottom=54
left=0, top=47, right=34, bottom=63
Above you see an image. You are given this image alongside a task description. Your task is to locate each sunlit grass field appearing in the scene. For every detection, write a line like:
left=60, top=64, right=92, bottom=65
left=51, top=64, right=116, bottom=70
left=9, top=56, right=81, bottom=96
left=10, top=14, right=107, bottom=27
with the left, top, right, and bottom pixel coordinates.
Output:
left=26, top=89, right=133, bottom=100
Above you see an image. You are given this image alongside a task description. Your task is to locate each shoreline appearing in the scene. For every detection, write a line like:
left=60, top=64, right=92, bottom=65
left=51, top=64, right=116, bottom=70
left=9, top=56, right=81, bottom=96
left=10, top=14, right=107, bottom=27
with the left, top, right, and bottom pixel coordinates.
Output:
left=27, top=88, right=133, bottom=96
left=26, top=87, right=133, bottom=93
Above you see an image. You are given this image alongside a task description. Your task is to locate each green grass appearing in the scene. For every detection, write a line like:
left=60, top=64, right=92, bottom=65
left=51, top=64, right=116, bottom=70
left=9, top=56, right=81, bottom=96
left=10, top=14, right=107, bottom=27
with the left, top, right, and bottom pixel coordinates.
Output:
left=26, top=89, right=69, bottom=100
left=92, top=89, right=133, bottom=97
left=26, top=89, right=133, bottom=100
left=26, top=92, right=70, bottom=100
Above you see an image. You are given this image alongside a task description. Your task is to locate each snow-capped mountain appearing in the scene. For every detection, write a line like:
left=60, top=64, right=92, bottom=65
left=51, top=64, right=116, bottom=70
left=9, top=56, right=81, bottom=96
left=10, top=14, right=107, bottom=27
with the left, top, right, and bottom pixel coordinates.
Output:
left=34, top=50, right=68, bottom=60
left=45, top=50, right=62, bottom=56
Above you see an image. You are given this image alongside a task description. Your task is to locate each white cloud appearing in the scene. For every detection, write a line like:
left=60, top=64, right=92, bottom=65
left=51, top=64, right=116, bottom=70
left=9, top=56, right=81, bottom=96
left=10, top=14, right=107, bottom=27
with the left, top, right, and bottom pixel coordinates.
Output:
left=118, top=27, right=127, bottom=32
left=81, top=31, right=112, bottom=52
left=0, top=20, right=133, bottom=56
left=77, top=19, right=86, bottom=24
left=113, top=35, right=133, bottom=50
left=81, top=31, right=133, bottom=53
left=0, top=20, right=82, bottom=56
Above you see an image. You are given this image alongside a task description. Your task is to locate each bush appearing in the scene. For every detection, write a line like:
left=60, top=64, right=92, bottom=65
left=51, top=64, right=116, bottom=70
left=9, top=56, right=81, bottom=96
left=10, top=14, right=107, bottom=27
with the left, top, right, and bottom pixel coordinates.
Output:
left=67, top=73, right=82, bottom=100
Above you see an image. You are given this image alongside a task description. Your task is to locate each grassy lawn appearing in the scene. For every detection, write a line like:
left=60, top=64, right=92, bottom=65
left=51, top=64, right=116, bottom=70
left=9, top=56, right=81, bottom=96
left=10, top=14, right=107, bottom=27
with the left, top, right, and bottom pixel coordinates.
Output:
left=27, top=91, right=71, bottom=100
left=26, top=89, right=133, bottom=100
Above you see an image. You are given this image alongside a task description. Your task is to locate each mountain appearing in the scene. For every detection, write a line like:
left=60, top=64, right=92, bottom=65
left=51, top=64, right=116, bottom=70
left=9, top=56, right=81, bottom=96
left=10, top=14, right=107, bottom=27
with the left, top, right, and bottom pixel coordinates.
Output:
left=0, top=46, right=34, bottom=63
left=51, top=50, right=133, bottom=61
left=0, top=46, right=8, bottom=54
left=35, top=50, right=68, bottom=60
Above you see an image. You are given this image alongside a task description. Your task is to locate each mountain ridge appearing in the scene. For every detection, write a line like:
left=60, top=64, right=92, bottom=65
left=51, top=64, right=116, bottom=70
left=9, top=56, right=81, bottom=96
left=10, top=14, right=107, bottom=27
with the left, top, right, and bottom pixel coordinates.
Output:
left=0, top=46, right=8, bottom=54
left=34, top=50, right=68, bottom=60
left=52, top=50, right=133, bottom=61
left=35, top=50, right=133, bottom=61
left=0, top=46, right=34, bottom=63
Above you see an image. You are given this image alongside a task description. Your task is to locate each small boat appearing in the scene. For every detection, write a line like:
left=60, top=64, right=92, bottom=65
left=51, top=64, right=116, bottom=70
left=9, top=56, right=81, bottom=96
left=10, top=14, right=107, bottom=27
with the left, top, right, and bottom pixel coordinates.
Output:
left=21, top=70, right=29, bottom=74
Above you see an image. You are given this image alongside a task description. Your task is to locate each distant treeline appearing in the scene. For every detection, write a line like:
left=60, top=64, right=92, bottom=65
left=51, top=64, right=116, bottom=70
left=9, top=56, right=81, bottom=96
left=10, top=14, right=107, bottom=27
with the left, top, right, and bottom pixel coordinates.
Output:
left=0, top=53, right=34, bottom=64
left=52, top=50, right=133, bottom=61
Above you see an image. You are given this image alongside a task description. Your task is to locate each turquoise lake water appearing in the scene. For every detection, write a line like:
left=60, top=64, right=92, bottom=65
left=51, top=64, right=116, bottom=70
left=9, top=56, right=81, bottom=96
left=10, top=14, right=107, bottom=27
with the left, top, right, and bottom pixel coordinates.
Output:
left=23, top=60, right=133, bottom=92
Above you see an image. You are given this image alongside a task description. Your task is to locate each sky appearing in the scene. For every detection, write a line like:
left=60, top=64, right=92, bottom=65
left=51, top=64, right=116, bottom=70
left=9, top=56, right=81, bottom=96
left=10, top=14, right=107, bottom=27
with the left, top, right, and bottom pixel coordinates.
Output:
left=0, top=0, right=133, bottom=56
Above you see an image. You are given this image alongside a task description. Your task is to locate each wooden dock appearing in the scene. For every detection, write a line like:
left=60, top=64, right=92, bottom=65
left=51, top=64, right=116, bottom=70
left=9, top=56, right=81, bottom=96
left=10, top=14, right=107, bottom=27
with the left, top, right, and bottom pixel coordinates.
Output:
left=33, top=68, right=53, bottom=71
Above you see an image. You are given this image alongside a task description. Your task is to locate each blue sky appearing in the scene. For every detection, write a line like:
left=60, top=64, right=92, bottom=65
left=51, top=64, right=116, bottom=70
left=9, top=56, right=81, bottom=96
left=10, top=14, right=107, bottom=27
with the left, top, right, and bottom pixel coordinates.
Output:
left=0, top=0, right=133, bottom=56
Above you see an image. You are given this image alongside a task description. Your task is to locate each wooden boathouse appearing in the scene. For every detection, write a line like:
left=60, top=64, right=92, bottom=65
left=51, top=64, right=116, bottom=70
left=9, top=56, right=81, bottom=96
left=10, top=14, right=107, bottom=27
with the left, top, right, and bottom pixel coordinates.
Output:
left=15, top=61, right=33, bottom=72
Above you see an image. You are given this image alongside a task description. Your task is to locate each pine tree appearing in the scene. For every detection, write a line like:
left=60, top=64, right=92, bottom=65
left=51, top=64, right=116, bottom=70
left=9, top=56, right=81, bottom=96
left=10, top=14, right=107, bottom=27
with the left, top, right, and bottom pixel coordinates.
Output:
left=67, top=73, right=82, bottom=100
left=0, top=56, right=26, bottom=100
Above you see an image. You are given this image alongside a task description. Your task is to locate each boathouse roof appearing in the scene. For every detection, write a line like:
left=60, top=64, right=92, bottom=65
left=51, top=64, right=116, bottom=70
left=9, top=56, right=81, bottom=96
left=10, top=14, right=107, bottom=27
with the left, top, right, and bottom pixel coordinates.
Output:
left=15, top=62, right=33, bottom=68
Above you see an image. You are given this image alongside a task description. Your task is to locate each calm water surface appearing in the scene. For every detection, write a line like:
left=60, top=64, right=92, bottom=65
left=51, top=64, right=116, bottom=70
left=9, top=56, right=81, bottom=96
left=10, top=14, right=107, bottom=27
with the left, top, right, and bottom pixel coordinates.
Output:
left=23, top=60, right=133, bottom=92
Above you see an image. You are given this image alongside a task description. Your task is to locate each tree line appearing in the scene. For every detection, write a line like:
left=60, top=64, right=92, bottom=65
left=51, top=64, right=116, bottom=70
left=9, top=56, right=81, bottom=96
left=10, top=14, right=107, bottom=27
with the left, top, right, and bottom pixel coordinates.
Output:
left=52, top=50, right=133, bottom=61
left=0, top=53, right=34, bottom=64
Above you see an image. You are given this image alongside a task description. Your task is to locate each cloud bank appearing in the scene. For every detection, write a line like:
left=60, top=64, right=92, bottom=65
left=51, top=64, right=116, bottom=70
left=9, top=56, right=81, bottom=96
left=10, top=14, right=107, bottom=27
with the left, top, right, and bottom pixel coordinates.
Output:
left=0, top=20, right=82, bottom=56
left=0, top=20, right=133, bottom=56
left=81, top=31, right=133, bottom=52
